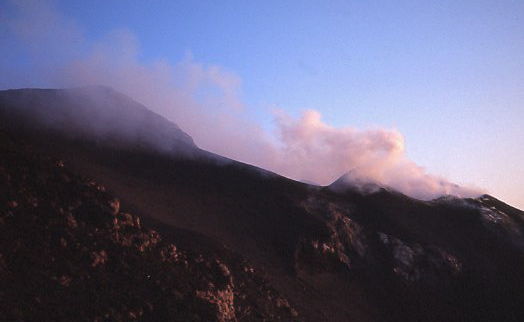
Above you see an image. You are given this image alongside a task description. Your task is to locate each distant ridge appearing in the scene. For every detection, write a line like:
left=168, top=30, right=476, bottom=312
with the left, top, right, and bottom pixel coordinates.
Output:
left=328, top=170, right=388, bottom=195
left=0, top=86, right=195, bottom=154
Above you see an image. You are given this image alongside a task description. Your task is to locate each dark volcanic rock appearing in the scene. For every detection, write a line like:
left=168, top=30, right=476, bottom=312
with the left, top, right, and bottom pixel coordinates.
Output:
left=0, top=131, right=299, bottom=321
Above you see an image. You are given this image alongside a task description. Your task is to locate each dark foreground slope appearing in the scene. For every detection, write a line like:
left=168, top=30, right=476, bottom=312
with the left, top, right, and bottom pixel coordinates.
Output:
left=1, top=87, right=524, bottom=321
left=0, top=130, right=299, bottom=321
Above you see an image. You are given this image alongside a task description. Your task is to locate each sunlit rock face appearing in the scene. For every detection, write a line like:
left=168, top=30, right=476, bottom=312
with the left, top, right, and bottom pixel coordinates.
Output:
left=476, top=195, right=524, bottom=250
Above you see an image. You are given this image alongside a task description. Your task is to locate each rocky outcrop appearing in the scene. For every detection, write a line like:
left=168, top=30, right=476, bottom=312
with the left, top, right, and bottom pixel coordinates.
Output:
left=296, top=196, right=462, bottom=285
left=377, top=232, right=462, bottom=282
left=295, top=197, right=369, bottom=273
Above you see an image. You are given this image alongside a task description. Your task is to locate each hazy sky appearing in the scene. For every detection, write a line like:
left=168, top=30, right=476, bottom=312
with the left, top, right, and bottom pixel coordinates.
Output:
left=1, top=1, right=523, bottom=209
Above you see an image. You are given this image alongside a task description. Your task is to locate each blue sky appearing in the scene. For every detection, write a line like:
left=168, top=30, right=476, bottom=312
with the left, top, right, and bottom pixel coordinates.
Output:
left=1, top=0, right=523, bottom=209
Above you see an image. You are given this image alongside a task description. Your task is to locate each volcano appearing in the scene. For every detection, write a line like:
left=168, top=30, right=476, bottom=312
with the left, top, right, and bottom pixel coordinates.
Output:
left=1, top=87, right=523, bottom=321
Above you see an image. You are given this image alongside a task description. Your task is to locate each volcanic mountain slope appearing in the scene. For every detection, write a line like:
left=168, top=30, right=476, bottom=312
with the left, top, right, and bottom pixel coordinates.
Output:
left=0, top=130, right=299, bottom=321
left=0, top=86, right=195, bottom=154
left=1, top=87, right=524, bottom=321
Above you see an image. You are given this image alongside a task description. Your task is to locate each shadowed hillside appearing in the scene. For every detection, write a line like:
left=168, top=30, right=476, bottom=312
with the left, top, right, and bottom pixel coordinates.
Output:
left=1, top=87, right=523, bottom=321
left=0, top=130, right=299, bottom=321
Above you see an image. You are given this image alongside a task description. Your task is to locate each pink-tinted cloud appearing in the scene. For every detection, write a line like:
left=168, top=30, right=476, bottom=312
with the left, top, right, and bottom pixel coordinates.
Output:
left=269, top=110, right=481, bottom=199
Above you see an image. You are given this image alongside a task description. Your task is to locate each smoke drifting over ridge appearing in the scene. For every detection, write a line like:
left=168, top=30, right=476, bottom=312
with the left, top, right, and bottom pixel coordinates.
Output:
left=0, top=0, right=481, bottom=200
left=273, top=110, right=481, bottom=199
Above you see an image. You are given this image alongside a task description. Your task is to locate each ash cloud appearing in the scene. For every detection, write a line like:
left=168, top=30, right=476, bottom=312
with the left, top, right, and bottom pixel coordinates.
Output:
left=0, top=0, right=482, bottom=200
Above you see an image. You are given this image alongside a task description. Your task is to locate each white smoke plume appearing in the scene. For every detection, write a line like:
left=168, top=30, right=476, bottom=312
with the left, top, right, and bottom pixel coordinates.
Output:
left=0, top=0, right=482, bottom=200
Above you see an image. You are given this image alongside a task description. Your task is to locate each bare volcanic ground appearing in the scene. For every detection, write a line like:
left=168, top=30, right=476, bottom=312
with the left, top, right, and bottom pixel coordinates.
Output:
left=1, top=87, right=524, bottom=321
left=37, top=136, right=524, bottom=322
left=0, top=131, right=299, bottom=321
